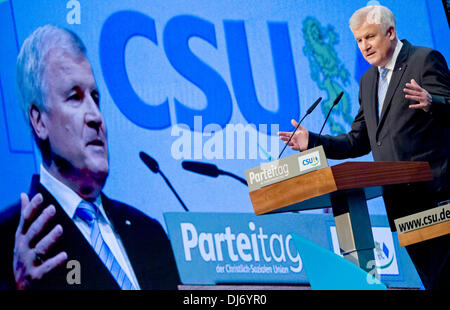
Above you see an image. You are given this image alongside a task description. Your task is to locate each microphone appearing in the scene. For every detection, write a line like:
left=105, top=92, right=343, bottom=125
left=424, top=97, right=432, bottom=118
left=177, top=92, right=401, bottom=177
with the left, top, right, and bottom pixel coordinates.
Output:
left=140, top=151, right=159, bottom=173
left=182, top=161, right=248, bottom=186
left=278, top=97, right=322, bottom=159
left=315, top=91, right=344, bottom=148
left=139, top=151, right=189, bottom=212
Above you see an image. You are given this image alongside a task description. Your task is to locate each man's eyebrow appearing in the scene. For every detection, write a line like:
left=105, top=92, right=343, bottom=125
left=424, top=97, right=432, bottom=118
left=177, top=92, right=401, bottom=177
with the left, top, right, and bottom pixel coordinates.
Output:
left=63, top=83, right=97, bottom=94
left=63, top=85, right=80, bottom=95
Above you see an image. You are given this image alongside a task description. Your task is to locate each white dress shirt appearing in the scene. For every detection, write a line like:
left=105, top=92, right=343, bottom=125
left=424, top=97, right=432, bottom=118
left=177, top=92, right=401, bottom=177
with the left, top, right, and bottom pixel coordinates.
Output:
left=378, top=39, right=403, bottom=86
left=39, top=165, right=140, bottom=289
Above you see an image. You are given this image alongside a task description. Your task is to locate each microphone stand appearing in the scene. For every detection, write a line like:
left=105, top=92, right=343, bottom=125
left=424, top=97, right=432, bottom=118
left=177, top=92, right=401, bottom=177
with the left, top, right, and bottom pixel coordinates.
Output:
left=278, top=97, right=322, bottom=159
left=158, top=169, right=189, bottom=212
left=140, top=152, right=189, bottom=212
left=315, top=92, right=344, bottom=148
left=218, top=170, right=248, bottom=186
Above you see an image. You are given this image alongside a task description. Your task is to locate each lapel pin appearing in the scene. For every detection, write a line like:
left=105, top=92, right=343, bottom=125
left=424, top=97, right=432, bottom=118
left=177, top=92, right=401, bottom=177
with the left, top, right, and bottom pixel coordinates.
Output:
left=125, top=220, right=131, bottom=226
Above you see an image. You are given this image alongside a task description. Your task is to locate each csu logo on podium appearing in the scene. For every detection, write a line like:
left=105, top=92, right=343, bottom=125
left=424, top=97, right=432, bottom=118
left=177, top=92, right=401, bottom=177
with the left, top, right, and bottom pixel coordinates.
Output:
left=330, top=226, right=399, bottom=276
left=298, top=151, right=321, bottom=172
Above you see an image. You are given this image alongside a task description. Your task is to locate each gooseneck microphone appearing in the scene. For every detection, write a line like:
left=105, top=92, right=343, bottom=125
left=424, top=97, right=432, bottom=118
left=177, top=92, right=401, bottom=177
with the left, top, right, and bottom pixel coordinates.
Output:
left=315, top=91, right=344, bottom=148
left=278, top=97, right=322, bottom=159
left=181, top=161, right=248, bottom=186
left=139, top=151, right=189, bottom=212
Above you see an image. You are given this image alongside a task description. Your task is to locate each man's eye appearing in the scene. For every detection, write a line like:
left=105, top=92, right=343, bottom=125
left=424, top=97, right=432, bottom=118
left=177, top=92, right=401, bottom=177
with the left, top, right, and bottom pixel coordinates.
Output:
left=67, top=93, right=81, bottom=101
left=67, top=88, right=84, bottom=101
left=91, top=91, right=100, bottom=105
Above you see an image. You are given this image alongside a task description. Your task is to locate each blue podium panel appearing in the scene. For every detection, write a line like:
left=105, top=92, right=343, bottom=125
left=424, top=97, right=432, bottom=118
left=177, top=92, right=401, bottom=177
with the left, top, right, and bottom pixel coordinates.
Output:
left=164, top=212, right=422, bottom=288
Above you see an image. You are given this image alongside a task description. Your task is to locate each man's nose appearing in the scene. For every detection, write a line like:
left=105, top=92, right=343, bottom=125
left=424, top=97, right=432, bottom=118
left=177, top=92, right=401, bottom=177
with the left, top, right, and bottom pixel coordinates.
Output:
left=361, top=40, right=371, bottom=53
left=85, top=97, right=103, bottom=129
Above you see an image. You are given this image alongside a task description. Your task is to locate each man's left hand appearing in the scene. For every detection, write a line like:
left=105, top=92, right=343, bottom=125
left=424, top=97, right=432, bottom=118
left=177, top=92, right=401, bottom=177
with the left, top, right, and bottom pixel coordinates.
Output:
left=404, top=79, right=432, bottom=112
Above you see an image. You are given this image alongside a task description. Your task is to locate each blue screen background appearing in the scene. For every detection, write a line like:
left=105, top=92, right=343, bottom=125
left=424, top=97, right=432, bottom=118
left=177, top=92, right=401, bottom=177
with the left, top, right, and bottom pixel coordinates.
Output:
left=1, top=0, right=449, bottom=229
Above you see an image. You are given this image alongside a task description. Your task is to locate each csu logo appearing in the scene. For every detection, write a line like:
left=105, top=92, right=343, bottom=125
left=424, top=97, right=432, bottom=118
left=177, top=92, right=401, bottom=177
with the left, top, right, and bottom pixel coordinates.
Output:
left=298, top=151, right=321, bottom=172
left=99, top=11, right=300, bottom=134
left=374, top=241, right=395, bottom=272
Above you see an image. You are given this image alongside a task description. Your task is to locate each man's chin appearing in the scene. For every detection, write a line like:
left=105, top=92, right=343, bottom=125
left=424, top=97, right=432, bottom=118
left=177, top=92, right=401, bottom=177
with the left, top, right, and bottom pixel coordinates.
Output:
left=83, top=157, right=109, bottom=183
left=79, top=167, right=109, bottom=200
left=366, top=56, right=386, bottom=67
left=365, top=58, right=377, bottom=66
left=89, top=166, right=109, bottom=184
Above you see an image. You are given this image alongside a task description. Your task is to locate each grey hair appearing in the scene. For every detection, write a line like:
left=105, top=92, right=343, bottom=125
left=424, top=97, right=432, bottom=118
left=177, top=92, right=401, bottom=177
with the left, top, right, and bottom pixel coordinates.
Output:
left=16, top=25, right=87, bottom=125
left=349, top=5, right=396, bottom=34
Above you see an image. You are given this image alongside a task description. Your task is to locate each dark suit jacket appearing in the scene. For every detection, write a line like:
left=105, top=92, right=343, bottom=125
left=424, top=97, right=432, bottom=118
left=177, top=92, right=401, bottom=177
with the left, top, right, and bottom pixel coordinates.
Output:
left=0, top=175, right=180, bottom=290
left=309, top=40, right=450, bottom=228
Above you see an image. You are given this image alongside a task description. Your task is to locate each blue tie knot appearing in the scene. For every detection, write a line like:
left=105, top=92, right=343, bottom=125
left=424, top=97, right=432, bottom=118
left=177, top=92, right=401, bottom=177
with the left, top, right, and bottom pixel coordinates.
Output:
left=76, top=201, right=97, bottom=224
left=380, top=67, right=388, bottom=80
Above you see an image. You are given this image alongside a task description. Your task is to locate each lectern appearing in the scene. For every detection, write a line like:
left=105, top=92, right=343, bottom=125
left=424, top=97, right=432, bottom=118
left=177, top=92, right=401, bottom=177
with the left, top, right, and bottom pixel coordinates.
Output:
left=248, top=160, right=433, bottom=273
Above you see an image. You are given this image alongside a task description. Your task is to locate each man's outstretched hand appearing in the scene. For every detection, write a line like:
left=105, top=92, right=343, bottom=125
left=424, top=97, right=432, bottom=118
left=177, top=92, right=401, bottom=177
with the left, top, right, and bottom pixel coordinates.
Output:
left=278, top=119, right=310, bottom=151
left=13, top=193, right=67, bottom=289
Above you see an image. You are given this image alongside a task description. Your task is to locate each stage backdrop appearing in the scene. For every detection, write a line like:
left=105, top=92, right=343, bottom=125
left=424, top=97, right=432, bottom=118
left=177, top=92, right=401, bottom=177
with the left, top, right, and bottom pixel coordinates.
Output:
left=1, top=0, right=449, bottom=228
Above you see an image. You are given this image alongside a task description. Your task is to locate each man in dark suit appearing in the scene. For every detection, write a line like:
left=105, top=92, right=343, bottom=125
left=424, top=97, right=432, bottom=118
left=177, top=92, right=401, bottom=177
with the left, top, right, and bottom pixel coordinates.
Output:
left=279, top=5, right=449, bottom=289
left=0, top=25, right=179, bottom=289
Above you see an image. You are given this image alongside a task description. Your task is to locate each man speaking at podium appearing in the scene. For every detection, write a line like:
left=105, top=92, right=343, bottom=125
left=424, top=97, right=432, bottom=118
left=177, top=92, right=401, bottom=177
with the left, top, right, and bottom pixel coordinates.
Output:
left=0, top=25, right=179, bottom=289
left=279, top=5, right=449, bottom=289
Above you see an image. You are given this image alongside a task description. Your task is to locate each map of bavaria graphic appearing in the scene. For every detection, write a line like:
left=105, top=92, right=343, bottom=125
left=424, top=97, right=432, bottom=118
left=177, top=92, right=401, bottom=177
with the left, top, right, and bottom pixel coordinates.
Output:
left=303, top=17, right=354, bottom=134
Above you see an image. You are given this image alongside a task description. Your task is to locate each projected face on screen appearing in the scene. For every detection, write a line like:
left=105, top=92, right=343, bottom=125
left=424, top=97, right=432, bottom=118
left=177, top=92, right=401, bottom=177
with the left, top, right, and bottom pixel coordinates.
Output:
left=33, top=49, right=109, bottom=196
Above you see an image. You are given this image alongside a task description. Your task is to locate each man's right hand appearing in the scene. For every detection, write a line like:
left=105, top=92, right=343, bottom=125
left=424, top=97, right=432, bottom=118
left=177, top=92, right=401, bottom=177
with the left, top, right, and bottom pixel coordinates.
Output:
left=278, top=119, right=309, bottom=151
left=13, top=193, right=67, bottom=290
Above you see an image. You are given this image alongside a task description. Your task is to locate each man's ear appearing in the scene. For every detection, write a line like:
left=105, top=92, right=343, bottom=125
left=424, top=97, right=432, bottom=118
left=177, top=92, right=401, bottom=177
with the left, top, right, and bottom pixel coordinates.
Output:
left=29, top=104, right=49, bottom=140
left=387, top=26, right=396, bottom=40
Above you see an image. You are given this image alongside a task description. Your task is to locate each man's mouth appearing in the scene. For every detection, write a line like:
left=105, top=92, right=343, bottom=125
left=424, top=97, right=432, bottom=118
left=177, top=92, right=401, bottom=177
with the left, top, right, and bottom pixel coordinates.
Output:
left=366, top=51, right=375, bottom=57
left=86, top=139, right=104, bottom=147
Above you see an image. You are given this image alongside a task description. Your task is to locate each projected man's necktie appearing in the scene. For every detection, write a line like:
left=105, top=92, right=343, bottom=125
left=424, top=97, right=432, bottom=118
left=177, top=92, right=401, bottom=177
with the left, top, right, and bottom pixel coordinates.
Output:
left=76, top=201, right=136, bottom=290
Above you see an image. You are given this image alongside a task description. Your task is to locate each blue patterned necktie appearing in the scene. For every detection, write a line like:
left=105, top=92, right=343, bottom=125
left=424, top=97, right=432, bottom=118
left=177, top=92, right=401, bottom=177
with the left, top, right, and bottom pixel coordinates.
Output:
left=76, top=200, right=136, bottom=290
left=378, top=67, right=389, bottom=117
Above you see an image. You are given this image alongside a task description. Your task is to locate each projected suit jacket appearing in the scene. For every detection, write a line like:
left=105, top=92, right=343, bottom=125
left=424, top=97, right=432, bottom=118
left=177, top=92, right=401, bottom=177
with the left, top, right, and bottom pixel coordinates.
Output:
left=308, top=40, right=450, bottom=228
left=0, top=175, right=180, bottom=289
